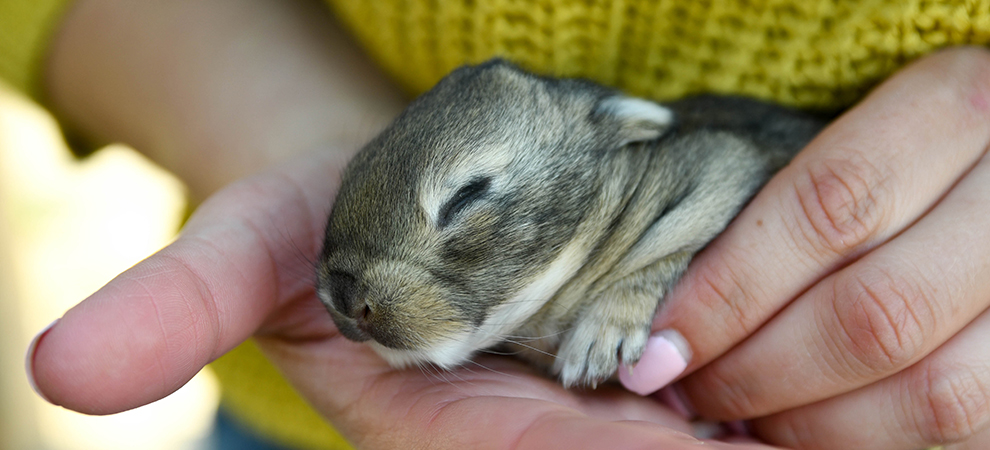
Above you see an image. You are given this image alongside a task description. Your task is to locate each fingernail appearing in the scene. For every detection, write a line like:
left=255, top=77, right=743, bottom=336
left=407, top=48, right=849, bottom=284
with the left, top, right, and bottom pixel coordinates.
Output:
left=655, top=384, right=697, bottom=419
left=619, top=329, right=691, bottom=395
left=25, top=319, right=58, bottom=403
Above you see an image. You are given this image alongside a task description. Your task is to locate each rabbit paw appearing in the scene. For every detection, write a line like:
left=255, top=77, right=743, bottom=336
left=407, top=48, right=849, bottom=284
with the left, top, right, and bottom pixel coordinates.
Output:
left=554, top=303, right=652, bottom=388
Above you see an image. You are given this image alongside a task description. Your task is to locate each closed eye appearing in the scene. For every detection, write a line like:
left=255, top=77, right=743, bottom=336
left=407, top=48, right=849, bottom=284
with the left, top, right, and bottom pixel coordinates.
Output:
left=438, top=177, right=491, bottom=228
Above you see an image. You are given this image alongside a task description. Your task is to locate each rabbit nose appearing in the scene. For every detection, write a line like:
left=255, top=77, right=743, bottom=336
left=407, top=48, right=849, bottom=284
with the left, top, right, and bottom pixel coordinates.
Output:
left=328, top=272, right=366, bottom=319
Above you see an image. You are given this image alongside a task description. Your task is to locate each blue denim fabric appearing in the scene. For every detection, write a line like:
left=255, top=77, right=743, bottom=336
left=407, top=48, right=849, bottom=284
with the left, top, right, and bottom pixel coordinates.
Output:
left=208, top=407, right=296, bottom=450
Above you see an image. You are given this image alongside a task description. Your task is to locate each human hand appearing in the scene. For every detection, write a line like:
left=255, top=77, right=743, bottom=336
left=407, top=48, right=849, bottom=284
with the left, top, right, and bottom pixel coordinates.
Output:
left=29, top=1, right=770, bottom=446
left=25, top=146, right=781, bottom=450
left=619, top=47, right=990, bottom=450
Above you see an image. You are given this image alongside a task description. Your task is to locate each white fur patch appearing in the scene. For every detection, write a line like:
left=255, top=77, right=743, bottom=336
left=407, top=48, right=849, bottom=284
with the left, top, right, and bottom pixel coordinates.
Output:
left=598, top=97, right=673, bottom=126
left=370, top=332, right=474, bottom=369
left=598, top=96, right=673, bottom=145
left=370, top=238, right=588, bottom=369
left=420, top=148, right=512, bottom=226
left=470, top=239, right=588, bottom=350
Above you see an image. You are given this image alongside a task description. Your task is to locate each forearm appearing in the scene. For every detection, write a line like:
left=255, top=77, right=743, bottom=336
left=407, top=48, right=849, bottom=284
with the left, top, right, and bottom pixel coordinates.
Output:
left=44, top=0, right=406, bottom=200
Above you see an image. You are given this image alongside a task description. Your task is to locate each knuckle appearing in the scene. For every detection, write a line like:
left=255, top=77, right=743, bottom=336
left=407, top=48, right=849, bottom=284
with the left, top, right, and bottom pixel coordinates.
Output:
left=792, top=153, right=890, bottom=259
left=829, top=268, right=938, bottom=376
left=691, top=363, right=761, bottom=419
left=155, top=250, right=223, bottom=360
left=933, top=47, right=990, bottom=108
left=759, top=414, right=815, bottom=449
left=915, top=47, right=990, bottom=132
left=692, top=260, right=759, bottom=335
left=913, top=364, right=990, bottom=444
left=938, top=45, right=990, bottom=67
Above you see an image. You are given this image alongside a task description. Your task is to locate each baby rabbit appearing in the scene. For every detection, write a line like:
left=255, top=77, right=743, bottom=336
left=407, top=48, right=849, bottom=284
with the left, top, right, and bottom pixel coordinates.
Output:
left=316, top=59, right=825, bottom=387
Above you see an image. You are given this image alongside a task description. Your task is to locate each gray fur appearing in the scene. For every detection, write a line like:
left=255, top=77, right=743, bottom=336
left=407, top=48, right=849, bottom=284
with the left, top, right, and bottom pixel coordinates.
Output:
left=316, top=59, right=825, bottom=387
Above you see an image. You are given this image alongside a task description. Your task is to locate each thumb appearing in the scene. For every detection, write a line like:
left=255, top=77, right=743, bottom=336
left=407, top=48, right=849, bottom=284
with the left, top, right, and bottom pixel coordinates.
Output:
left=27, top=149, right=346, bottom=414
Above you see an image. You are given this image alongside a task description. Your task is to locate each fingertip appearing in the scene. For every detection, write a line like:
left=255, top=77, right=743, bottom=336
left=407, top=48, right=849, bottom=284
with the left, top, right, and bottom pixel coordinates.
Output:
left=619, top=330, right=691, bottom=395
left=25, top=318, right=59, bottom=404
left=30, top=303, right=142, bottom=414
left=29, top=282, right=204, bottom=415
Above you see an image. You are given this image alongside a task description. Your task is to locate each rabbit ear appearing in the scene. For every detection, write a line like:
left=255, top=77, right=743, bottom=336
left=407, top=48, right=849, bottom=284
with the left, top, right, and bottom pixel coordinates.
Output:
left=594, top=96, right=673, bottom=146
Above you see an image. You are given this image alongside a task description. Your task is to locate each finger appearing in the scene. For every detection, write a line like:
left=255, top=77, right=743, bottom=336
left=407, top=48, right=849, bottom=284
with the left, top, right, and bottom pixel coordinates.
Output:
left=27, top=148, right=349, bottom=414
left=259, top=340, right=780, bottom=450
left=752, top=306, right=990, bottom=450
left=945, top=425, right=990, bottom=450
left=621, top=47, right=990, bottom=395
left=679, top=147, right=990, bottom=419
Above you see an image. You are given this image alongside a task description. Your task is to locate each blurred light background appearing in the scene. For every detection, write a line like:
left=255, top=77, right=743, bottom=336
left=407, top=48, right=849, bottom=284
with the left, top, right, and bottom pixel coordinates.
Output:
left=0, top=84, right=220, bottom=449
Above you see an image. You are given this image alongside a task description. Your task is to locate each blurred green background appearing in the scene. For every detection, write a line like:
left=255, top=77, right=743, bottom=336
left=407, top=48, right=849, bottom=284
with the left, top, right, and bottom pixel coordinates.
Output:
left=0, top=83, right=220, bottom=449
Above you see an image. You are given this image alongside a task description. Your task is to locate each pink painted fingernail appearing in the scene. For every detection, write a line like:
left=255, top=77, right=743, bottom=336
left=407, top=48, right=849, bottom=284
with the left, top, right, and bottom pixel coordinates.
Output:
left=25, top=319, right=58, bottom=403
left=619, top=329, right=691, bottom=395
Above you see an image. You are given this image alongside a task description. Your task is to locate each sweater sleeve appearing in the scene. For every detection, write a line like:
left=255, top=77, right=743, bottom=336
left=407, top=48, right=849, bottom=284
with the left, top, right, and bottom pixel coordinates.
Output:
left=0, top=0, right=76, bottom=100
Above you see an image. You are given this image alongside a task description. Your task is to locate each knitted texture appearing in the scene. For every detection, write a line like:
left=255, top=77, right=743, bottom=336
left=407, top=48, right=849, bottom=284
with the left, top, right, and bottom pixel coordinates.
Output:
left=0, top=0, right=75, bottom=100
left=326, top=0, right=990, bottom=110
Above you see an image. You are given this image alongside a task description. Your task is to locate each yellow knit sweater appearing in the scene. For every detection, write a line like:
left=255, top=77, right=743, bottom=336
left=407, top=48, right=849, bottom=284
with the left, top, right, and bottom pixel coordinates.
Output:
left=3, top=1, right=989, bottom=449
left=327, top=0, right=990, bottom=110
